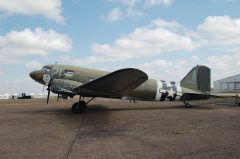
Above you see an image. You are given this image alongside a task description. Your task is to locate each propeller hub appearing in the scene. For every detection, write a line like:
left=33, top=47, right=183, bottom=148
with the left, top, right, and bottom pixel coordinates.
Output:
left=43, top=74, right=51, bottom=85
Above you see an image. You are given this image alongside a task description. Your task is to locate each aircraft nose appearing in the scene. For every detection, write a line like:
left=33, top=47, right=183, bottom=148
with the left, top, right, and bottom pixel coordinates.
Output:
left=29, top=70, right=44, bottom=81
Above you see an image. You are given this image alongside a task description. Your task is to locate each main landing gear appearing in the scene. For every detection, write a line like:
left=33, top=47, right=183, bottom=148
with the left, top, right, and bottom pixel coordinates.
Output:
left=72, top=97, right=95, bottom=113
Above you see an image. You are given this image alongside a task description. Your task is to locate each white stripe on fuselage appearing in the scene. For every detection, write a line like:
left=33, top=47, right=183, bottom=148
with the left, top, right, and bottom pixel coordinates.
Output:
left=155, top=80, right=183, bottom=101
left=155, top=80, right=162, bottom=101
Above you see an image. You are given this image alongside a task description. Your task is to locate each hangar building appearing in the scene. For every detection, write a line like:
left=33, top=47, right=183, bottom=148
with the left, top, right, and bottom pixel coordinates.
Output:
left=214, top=74, right=240, bottom=92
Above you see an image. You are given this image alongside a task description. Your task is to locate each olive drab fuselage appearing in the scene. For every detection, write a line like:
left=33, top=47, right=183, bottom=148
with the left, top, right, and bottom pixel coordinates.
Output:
left=36, top=64, right=183, bottom=101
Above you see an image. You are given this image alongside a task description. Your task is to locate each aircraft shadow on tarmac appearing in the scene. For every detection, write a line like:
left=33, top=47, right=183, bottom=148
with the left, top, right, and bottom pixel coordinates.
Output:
left=86, top=104, right=216, bottom=112
left=13, top=103, right=221, bottom=132
left=17, top=103, right=216, bottom=116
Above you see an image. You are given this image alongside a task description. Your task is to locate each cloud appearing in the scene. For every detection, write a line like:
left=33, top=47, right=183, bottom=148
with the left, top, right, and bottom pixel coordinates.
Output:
left=207, top=53, right=240, bottom=80
left=141, top=59, right=173, bottom=71
left=127, top=8, right=143, bottom=18
left=58, top=55, right=113, bottom=66
left=103, top=0, right=172, bottom=22
left=110, top=0, right=141, bottom=7
left=198, top=16, right=240, bottom=51
left=73, top=16, right=240, bottom=67
left=0, top=55, right=22, bottom=64
left=101, top=8, right=123, bottom=22
left=139, top=59, right=194, bottom=82
left=0, top=77, right=44, bottom=94
left=144, top=0, right=173, bottom=7
left=191, top=55, right=200, bottom=61
left=0, top=0, right=64, bottom=23
left=24, top=61, right=42, bottom=69
left=109, top=0, right=173, bottom=7
left=151, top=18, right=185, bottom=31
left=224, top=0, right=240, bottom=2
left=0, top=27, right=72, bottom=64
left=139, top=53, right=240, bottom=84
left=101, top=8, right=143, bottom=22
left=0, top=28, right=72, bottom=94
left=92, top=18, right=198, bottom=61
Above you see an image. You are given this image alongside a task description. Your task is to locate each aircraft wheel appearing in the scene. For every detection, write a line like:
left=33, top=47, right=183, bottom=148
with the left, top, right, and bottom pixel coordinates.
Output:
left=185, top=103, right=191, bottom=108
left=169, top=97, right=175, bottom=101
left=72, top=102, right=79, bottom=113
left=79, top=101, right=87, bottom=113
left=72, top=101, right=87, bottom=113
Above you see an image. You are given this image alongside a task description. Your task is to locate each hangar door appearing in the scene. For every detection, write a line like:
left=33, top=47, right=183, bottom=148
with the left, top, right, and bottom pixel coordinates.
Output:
left=228, top=82, right=235, bottom=91
left=220, top=82, right=228, bottom=92
left=235, top=82, right=240, bottom=90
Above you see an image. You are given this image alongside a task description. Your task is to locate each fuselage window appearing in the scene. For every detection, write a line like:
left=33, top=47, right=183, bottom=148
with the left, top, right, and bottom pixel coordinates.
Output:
left=64, top=70, right=74, bottom=77
left=89, top=77, right=94, bottom=82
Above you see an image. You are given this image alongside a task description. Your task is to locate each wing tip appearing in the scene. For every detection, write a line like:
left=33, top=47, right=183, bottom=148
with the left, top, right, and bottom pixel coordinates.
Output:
left=118, top=68, right=148, bottom=80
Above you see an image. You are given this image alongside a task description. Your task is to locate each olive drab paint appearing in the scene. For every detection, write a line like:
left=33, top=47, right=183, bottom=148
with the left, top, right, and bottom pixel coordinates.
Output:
left=30, top=64, right=211, bottom=102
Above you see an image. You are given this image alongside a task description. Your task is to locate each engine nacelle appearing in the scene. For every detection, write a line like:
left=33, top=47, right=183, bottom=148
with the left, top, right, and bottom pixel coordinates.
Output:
left=50, top=79, right=82, bottom=97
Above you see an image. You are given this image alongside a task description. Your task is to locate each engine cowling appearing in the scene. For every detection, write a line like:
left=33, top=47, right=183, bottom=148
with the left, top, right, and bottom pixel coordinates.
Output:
left=50, top=79, right=82, bottom=97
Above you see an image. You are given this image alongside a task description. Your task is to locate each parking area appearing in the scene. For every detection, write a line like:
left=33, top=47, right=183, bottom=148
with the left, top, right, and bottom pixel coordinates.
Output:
left=0, top=98, right=240, bottom=159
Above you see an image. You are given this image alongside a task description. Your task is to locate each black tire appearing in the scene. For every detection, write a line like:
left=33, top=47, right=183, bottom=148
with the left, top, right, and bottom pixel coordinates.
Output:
left=79, top=101, right=87, bottom=113
left=185, top=103, right=191, bottom=108
left=72, top=102, right=79, bottom=113
left=72, top=101, right=87, bottom=113
left=169, top=97, right=174, bottom=101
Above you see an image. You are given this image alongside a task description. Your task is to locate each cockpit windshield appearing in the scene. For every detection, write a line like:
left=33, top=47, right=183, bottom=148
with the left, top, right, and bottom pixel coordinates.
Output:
left=41, top=66, right=51, bottom=72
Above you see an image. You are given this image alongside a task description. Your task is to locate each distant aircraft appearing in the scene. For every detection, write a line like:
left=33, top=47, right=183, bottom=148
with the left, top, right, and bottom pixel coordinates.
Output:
left=30, top=64, right=211, bottom=113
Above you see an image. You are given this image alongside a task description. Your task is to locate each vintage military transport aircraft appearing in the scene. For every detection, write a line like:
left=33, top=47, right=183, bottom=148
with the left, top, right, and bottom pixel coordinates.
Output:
left=30, top=64, right=211, bottom=113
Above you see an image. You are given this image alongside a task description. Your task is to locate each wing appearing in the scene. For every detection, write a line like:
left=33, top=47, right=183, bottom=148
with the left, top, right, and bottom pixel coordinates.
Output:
left=74, top=68, right=148, bottom=98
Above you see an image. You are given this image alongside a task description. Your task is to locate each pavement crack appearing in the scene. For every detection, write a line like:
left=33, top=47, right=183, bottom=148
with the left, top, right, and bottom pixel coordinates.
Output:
left=65, top=114, right=84, bottom=159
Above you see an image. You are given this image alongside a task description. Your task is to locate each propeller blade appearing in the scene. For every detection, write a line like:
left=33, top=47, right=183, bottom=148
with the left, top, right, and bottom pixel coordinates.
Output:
left=43, top=85, right=46, bottom=92
left=43, top=74, right=52, bottom=104
left=47, top=85, right=51, bottom=104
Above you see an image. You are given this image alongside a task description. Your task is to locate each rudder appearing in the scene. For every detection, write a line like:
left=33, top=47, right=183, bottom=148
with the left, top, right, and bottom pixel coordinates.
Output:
left=180, top=65, right=210, bottom=94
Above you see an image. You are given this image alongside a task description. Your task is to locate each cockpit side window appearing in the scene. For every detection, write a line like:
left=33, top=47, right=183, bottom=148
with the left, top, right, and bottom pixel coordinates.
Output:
left=41, top=66, right=51, bottom=72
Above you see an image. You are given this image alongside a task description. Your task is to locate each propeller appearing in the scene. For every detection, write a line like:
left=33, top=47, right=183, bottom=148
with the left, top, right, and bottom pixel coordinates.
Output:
left=42, top=84, right=47, bottom=92
left=42, top=74, right=51, bottom=104
left=47, top=83, right=51, bottom=104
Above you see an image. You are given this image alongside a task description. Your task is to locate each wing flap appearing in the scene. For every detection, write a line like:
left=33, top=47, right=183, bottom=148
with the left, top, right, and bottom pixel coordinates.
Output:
left=74, top=68, right=148, bottom=98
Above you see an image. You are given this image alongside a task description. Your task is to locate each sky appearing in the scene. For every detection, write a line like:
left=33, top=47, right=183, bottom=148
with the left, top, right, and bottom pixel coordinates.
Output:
left=0, top=0, right=240, bottom=94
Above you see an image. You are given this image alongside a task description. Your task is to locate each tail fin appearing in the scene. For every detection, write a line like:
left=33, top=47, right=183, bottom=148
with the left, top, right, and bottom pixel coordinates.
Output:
left=180, top=65, right=210, bottom=94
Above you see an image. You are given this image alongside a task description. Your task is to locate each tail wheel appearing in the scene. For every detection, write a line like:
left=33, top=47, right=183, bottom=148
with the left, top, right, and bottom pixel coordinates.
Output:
left=169, top=96, right=176, bottom=101
left=185, top=103, right=191, bottom=108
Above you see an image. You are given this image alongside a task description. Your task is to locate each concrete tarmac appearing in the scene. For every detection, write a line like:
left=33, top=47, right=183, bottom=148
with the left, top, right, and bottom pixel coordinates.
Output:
left=0, top=98, right=240, bottom=159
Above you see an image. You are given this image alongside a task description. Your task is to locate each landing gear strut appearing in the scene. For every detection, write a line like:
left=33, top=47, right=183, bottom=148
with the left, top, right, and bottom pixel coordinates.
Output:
left=72, top=97, right=95, bottom=113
